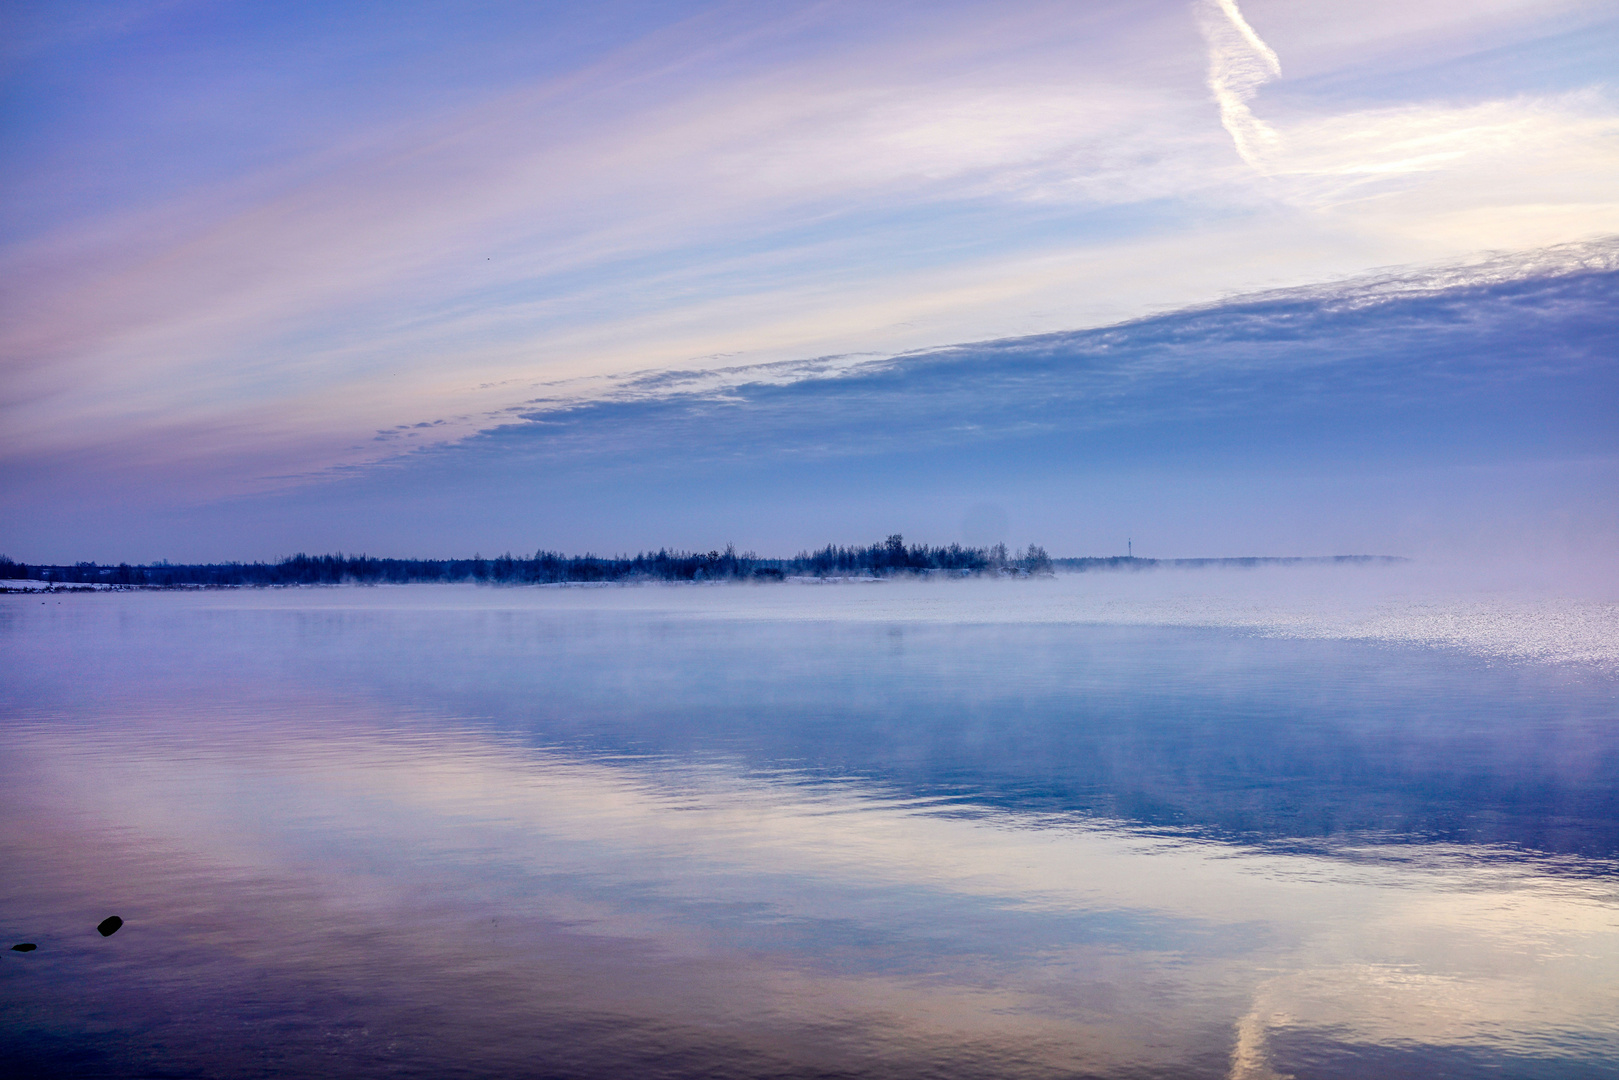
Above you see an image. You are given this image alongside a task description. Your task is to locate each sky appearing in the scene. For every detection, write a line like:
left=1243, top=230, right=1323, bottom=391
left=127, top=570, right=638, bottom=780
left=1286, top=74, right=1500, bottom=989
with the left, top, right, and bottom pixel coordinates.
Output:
left=1, top=0, right=1616, bottom=563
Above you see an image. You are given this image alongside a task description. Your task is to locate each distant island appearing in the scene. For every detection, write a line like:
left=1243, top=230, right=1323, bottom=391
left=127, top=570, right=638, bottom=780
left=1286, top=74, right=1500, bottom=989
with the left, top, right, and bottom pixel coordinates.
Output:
left=0, top=538, right=1403, bottom=590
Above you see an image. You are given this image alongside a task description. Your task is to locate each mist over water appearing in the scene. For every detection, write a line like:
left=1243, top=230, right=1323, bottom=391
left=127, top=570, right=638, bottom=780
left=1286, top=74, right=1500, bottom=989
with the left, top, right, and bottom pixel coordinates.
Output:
left=4, top=569, right=1617, bottom=1078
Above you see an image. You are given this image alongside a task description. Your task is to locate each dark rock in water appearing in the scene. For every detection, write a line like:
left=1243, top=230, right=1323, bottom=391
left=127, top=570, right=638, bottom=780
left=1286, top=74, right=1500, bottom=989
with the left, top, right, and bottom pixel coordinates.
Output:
left=97, top=916, right=123, bottom=937
left=11, top=943, right=36, bottom=952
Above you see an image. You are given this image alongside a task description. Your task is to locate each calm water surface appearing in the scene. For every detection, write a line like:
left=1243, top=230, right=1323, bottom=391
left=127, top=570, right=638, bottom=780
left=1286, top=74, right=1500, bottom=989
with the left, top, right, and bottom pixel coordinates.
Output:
left=3, top=585, right=1617, bottom=1078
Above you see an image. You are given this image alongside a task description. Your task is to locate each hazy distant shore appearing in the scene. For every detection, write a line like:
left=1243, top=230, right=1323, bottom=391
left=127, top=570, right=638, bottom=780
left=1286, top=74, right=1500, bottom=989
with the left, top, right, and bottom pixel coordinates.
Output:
left=1, top=544, right=1404, bottom=592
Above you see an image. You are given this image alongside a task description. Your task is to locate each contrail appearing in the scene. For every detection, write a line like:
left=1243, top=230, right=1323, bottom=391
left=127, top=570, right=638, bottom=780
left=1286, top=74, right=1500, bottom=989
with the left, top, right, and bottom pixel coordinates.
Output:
left=1198, top=0, right=1282, bottom=171
left=1213, top=0, right=1279, bottom=73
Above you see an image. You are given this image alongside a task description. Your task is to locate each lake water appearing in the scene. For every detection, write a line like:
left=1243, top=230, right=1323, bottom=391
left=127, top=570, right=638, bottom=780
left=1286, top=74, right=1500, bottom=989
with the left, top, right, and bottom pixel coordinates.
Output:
left=4, top=572, right=1618, bottom=1078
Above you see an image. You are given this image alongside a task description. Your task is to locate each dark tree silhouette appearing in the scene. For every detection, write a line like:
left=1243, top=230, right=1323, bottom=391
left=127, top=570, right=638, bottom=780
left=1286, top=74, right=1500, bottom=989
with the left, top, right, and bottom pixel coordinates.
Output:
left=1, top=544, right=1394, bottom=590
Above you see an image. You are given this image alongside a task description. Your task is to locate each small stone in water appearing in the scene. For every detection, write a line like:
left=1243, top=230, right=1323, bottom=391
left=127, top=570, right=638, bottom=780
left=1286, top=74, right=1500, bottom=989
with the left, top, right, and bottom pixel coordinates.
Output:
left=11, top=943, right=36, bottom=952
left=97, top=916, right=123, bottom=937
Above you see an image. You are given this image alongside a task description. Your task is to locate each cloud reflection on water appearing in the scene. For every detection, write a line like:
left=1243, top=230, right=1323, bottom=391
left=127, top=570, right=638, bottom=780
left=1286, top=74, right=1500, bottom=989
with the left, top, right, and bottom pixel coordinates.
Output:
left=3, top=586, right=1618, bottom=1077
left=9, top=715, right=1619, bottom=1077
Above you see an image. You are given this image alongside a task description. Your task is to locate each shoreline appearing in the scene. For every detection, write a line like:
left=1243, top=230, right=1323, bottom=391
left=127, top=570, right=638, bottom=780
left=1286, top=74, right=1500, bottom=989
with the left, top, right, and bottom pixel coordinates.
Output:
left=0, top=554, right=1408, bottom=593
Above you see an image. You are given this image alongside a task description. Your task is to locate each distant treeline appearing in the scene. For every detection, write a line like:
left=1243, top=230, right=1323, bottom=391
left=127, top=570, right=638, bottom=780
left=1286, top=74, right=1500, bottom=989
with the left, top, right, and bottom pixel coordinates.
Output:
left=0, top=536, right=1056, bottom=587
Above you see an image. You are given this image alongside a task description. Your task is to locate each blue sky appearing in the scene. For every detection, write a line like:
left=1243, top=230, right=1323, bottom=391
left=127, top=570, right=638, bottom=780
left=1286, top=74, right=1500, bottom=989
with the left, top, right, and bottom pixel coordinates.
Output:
left=2, top=0, right=1616, bottom=561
